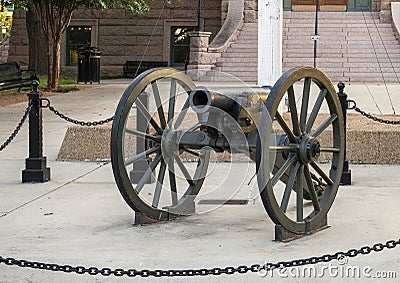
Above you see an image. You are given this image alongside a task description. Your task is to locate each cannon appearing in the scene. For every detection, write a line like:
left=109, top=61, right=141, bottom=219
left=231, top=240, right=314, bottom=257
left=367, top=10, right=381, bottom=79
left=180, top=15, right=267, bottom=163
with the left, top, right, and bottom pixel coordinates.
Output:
left=111, top=66, right=344, bottom=240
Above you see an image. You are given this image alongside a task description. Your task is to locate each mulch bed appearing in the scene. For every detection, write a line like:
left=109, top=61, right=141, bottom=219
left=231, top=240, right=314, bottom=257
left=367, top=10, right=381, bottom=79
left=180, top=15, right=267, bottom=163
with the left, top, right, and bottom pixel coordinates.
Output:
left=0, top=84, right=96, bottom=107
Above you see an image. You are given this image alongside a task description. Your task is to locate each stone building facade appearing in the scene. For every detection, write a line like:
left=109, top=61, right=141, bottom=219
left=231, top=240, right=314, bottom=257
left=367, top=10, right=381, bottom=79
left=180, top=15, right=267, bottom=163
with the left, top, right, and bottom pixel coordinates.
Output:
left=7, top=0, right=398, bottom=79
left=8, top=0, right=222, bottom=77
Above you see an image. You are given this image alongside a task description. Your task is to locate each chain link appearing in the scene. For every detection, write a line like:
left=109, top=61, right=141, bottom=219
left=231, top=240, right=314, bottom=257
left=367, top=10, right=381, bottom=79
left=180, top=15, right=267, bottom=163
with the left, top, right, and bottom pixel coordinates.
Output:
left=0, top=104, right=32, bottom=151
left=42, top=99, right=114, bottom=126
left=347, top=99, right=400, bottom=125
left=0, top=238, right=398, bottom=277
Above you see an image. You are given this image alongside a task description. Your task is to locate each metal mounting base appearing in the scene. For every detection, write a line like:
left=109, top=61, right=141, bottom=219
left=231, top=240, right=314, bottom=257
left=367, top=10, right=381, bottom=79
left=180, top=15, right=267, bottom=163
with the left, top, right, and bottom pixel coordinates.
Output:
left=22, top=157, right=51, bottom=183
left=130, top=159, right=155, bottom=184
left=340, top=160, right=352, bottom=185
left=340, top=171, right=352, bottom=186
left=275, top=217, right=329, bottom=242
left=167, top=200, right=196, bottom=216
left=134, top=212, right=158, bottom=225
left=133, top=201, right=196, bottom=225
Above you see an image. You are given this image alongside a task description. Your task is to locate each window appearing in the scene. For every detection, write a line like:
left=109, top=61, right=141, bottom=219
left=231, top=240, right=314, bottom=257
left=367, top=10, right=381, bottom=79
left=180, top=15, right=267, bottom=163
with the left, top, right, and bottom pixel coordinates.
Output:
left=66, top=26, right=91, bottom=66
left=170, top=26, right=196, bottom=67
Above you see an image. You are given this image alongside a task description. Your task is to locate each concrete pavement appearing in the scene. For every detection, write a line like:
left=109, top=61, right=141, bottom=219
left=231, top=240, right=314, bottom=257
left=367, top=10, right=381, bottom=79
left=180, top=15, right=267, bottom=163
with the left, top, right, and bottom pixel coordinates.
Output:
left=0, top=78, right=399, bottom=282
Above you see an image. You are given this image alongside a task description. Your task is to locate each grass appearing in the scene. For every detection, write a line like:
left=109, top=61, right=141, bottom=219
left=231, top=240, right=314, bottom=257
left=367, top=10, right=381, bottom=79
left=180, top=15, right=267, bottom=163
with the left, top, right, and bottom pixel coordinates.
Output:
left=36, top=74, right=77, bottom=87
left=34, top=74, right=79, bottom=93
left=0, top=74, right=79, bottom=94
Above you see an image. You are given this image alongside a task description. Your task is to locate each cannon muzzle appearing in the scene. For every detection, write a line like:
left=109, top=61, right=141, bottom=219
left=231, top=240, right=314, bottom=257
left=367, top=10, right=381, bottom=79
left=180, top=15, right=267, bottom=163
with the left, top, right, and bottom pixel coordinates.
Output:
left=189, top=86, right=270, bottom=114
left=189, top=87, right=237, bottom=113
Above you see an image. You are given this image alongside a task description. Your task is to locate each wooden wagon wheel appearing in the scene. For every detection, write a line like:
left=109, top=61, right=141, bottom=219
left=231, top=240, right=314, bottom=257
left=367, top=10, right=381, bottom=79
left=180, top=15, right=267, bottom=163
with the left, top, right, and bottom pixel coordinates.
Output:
left=256, top=66, right=345, bottom=234
left=111, top=68, right=210, bottom=220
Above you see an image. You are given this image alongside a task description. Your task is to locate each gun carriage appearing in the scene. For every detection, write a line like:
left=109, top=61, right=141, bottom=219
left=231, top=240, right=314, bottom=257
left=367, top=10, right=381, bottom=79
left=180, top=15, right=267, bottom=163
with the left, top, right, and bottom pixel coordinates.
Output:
left=111, top=66, right=344, bottom=240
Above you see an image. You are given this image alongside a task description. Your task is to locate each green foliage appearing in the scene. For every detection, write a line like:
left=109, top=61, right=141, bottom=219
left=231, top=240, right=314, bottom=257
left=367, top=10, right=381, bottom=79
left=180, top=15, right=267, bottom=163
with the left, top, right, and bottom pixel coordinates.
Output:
left=0, top=6, right=12, bottom=36
left=4, top=0, right=171, bottom=90
left=6, top=0, right=156, bottom=15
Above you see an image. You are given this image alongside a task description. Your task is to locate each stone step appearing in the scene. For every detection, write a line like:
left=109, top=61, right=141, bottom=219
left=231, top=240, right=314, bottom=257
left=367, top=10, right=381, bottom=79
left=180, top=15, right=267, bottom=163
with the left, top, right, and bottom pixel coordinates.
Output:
left=216, top=61, right=257, bottom=67
left=228, top=43, right=258, bottom=49
left=282, top=44, right=400, bottom=50
left=283, top=57, right=400, bottom=64
left=283, top=29, right=395, bottom=36
left=208, top=11, right=400, bottom=83
left=284, top=22, right=393, bottom=28
left=284, top=11, right=380, bottom=19
left=221, top=52, right=258, bottom=58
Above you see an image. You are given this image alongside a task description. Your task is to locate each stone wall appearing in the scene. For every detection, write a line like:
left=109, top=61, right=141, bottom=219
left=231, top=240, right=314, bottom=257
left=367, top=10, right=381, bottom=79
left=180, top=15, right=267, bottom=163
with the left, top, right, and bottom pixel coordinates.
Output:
left=244, top=0, right=257, bottom=23
left=7, top=9, right=28, bottom=66
left=373, top=0, right=381, bottom=12
left=0, top=36, right=10, bottom=63
left=8, top=0, right=221, bottom=77
left=380, top=0, right=400, bottom=22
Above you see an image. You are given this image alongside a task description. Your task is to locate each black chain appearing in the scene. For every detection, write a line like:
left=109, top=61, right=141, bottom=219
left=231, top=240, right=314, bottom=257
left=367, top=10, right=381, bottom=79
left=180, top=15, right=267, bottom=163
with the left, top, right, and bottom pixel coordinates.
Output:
left=41, top=99, right=114, bottom=126
left=347, top=99, right=400, bottom=125
left=0, top=104, right=32, bottom=151
left=0, top=238, right=398, bottom=277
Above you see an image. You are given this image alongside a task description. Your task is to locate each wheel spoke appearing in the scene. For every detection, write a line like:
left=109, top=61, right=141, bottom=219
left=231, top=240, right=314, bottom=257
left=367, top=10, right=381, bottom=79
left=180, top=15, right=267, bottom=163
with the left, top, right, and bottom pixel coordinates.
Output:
left=152, top=82, right=167, bottom=129
left=167, top=79, right=177, bottom=125
left=280, top=161, right=300, bottom=212
left=168, top=160, right=178, bottom=206
left=304, top=165, right=321, bottom=212
left=271, top=154, right=296, bottom=186
left=310, top=161, right=333, bottom=186
left=306, top=89, right=327, bottom=134
left=320, top=147, right=340, bottom=152
left=125, top=128, right=160, bottom=143
left=183, top=148, right=200, bottom=157
left=287, top=86, right=300, bottom=136
left=152, top=159, right=167, bottom=208
left=124, top=146, right=160, bottom=166
left=174, top=154, right=195, bottom=186
left=311, top=114, right=337, bottom=138
left=269, top=145, right=297, bottom=152
left=135, top=98, right=163, bottom=134
left=300, top=77, right=311, bottom=134
left=296, top=164, right=304, bottom=222
left=174, top=98, right=190, bottom=129
left=275, top=112, right=297, bottom=142
left=135, top=154, right=162, bottom=193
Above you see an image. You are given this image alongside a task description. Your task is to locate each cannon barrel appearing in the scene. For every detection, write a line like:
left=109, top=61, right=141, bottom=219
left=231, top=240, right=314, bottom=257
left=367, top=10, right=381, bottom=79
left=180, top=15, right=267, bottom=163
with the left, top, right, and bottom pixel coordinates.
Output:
left=189, top=86, right=270, bottom=114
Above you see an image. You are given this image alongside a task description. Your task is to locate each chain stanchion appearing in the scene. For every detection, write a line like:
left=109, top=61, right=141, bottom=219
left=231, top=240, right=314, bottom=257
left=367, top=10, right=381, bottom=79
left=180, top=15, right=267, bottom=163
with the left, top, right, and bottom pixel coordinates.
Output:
left=22, top=80, right=50, bottom=183
left=0, top=104, right=32, bottom=151
left=337, top=82, right=351, bottom=185
left=0, top=238, right=399, bottom=277
left=42, top=100, right=114, bottom=126
left=347, top=100, right=400, bottom=125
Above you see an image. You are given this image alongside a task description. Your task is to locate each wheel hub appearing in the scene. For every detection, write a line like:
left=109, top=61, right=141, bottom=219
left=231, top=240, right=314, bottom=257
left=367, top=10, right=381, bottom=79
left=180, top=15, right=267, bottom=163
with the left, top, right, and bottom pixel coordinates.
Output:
left=298, top=136, right=321, bottom=164
left=161, top=129, right=177, bottom=160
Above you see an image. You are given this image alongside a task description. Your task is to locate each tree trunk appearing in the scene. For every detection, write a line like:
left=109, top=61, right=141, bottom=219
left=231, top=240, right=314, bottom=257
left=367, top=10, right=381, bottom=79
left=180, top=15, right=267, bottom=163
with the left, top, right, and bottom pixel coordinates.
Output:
left=50, top=37, right=61, bottom=91
left=26, top=3, right=47, bottom=75
left=46, top=37, right=52, bottom=90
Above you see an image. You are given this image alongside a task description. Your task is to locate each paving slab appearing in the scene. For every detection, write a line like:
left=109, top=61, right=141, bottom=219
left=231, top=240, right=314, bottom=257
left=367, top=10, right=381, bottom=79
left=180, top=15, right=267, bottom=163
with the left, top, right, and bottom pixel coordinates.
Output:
left=0, top=163, right=400, bottom=282
left=0, top=79, right=399, bottom=282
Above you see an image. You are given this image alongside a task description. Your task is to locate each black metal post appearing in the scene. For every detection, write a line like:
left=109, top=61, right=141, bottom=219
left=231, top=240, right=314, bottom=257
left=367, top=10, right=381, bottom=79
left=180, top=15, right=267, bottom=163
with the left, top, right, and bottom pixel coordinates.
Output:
left=22, top=80, right=51, bottom=183
left=130, top=93, right=154, bottom=184
left=197, top=0, right=202, bottom=31
left=337, top=82, right=351, bottom=185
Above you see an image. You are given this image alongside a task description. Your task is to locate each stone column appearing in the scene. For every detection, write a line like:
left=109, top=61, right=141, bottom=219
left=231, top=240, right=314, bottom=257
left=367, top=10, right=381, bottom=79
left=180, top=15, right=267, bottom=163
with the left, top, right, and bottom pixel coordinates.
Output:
left=187, top=31, right=216, bottom=81
left=258, top=0, right=283, bottom=87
